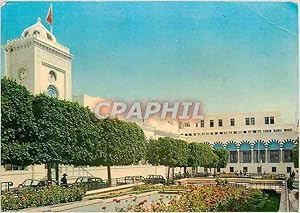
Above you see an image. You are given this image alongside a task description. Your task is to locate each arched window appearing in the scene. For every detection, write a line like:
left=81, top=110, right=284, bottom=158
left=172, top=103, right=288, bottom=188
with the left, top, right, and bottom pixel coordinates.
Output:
left=239, top=142, right=251, bottom=163
left=33, top=30, right=40, bottom=35
left=253, top=141, right=265, bottom=163
left=48, top=70, right=57, bottom=83
left=268, top=140, right=280, bottom=163
left=283, top=139, right=294, bottom=163
left=226, top=142, right=237, bottom=163
left=47, top=85, right=58, bottom=98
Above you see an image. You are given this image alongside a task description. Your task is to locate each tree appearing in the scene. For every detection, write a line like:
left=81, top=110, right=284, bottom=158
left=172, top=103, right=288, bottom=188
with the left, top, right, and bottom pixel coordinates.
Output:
left=187, top=143, right=217, bottom=173
left=1, top=77, right=37, bottom=166
left=32, top=94, right=100, bottom=181
left=94, top=118, right=146, bottom=186
left=146, top=137, right=188, bottom=184
left=293, top=138, right=299, bottom=168
left=213, top=148, right=230, bottom=172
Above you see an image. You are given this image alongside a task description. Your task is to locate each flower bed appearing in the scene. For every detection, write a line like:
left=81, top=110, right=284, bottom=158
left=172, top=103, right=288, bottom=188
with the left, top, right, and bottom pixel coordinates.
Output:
left=121, top=185, right=268, bottom=212
left=1, top=185, right=86, bottom=211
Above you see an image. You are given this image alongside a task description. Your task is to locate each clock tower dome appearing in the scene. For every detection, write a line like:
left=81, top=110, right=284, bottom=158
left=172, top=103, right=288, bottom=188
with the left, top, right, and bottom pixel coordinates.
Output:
left=4, top=17, right=73, bottom=100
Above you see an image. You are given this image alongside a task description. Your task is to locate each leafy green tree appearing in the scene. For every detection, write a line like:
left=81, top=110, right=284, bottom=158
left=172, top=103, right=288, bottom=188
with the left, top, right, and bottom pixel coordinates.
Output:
left=187, top=143, right=217, bottom=173
left=94, top=118, right=146, bottom=186
left=32, top=94, right=100, bottom=181
left=213, top=148, right=230, bottom=172
left=293, top=138, right=299, bottom=168
left=1, top=77, right=37, bottom=166
left=147, top=137, right=188, bottom=183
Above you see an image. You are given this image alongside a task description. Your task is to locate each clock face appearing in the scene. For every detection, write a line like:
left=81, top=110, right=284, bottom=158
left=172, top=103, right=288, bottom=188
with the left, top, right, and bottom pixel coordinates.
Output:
left=47, top=85, right=58, bottom=98
left=18, top=67, right=27, bottom=81
left=48, top=71, right=56, bottom=83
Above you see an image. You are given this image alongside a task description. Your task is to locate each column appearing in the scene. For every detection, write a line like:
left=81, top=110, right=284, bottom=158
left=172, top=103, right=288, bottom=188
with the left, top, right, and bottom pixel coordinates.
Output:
left=280, top=148, right=283, bottom=163
left=265, top=148, right=268, bottom=163
left=237, top=148, right=240, bottom=163
left=251, top=149, right=254, bottom=163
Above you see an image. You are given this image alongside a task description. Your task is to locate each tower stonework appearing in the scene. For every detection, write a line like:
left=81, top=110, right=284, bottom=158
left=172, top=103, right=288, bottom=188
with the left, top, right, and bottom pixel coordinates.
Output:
left=4, top=18, right=73, bottom=100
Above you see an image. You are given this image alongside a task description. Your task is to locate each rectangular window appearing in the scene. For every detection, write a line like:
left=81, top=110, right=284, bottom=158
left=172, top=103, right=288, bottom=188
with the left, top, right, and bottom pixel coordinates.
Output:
left=265, top=116, right=275, bottom=125
left=287, top=167, right=292, bottom=173
left=196, top=123, right=199, bottom=128
left=210, top=120, right=214, bottom=127
left=218, top=119, right=223, bottom=127
left=243, top=167, right=248, bottom=172
left=284, top=129, right=292, bottom=132
left=254, top=150, right=265, bottom=163
left=230, top=167, right=234, bottom=173
left=200, top=120, right=204, bottom=127
left=217, top=168, right=221, bottom=172
left=229, top=151, right=238, bottom=163
left=230, top=118, right=235, bottom=126
left=272, top=167, right=277, bottom=173
left=251, top=117, right=255, bottom=125
left=265, top=117, right=269, bottom=124
left=184, top=122, right=190, bottom=127
left=245, top=118, right=250, bottom=125
left=269, top=150, right=280, bottom=163
left=270, top=116, right=274, bottom=124
left=283, top=150, right=292, bottom=162
left=241, top=151, right=251, bottom=163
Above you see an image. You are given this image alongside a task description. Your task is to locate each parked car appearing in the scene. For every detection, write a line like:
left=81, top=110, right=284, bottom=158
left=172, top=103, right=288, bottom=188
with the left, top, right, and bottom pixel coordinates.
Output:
left=144, top=175, right=166, bottom=184
left=10, top=179, right=57, bottom=192
left=74, top=176, right=108, bottom=190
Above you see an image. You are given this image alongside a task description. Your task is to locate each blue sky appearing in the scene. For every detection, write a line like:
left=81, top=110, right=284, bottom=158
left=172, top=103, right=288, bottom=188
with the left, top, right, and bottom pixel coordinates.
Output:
left=1, top=2, right=298, bottom=123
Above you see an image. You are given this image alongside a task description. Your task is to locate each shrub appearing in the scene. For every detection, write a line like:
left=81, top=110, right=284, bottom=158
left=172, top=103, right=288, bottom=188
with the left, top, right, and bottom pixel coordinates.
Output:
left=1, top=185, right=86, bottom=211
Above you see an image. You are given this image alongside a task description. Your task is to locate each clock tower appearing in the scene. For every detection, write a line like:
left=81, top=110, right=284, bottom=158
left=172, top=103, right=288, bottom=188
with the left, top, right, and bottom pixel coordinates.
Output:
left=4, top=17, right=73, bottom=100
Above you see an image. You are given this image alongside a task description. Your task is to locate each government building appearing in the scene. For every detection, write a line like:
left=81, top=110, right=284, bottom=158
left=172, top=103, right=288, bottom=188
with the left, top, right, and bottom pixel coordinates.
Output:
left=1, top=18, right=298, bottom=186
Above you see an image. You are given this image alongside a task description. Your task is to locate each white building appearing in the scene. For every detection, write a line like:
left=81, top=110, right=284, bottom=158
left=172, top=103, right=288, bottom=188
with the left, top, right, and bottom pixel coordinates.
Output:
left=4, top=18, right=72, bottom=100
left=179, top=111, right=298, bottom=174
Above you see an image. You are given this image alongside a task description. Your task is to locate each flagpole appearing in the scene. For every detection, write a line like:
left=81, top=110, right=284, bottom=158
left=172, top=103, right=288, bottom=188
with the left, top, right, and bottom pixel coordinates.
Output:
left=50, top=3, right=53, bottom=33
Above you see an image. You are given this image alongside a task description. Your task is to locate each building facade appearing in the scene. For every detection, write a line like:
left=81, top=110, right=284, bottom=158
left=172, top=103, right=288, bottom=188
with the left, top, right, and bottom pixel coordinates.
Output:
left=4, top=18, right=72, bottom=100
left=179, top=111, right=298, bottom=174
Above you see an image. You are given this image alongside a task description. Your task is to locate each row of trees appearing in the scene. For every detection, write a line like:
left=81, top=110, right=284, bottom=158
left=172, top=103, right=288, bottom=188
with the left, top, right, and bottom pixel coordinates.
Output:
left=146, top=137, right=229, bottom=183
left=2, top=78, right=229, bottom=185
left=1, top=78, right=146, bottom=185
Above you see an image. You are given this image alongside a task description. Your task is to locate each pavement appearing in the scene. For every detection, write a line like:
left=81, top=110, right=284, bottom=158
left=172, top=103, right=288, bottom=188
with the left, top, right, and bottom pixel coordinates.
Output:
left=22, top=191, right=177, bottom=212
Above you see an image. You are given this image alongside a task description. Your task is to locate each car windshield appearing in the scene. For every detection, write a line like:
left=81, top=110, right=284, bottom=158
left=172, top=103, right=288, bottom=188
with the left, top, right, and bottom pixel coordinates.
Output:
left=32, top=180, right=39, bottom=186
left=22, top=179, right=32, bottom=186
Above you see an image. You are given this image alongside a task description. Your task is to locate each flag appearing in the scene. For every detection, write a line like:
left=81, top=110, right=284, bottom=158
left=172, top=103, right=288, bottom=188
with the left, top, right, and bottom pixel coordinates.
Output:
left=46, top=4, right=53, bottom=25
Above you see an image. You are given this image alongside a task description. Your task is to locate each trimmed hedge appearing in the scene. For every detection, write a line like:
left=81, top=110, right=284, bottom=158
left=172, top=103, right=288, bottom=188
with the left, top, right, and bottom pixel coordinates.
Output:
left=1, top=185, right=86, bottom=211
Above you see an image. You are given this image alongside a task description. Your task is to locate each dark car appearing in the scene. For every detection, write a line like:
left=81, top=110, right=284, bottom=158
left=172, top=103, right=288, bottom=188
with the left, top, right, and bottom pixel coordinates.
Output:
left=9, top=179, right=57, bottom=192
left=74, top=176, right=107, bottom=190
left=144, top=175, right=166, bottom=184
